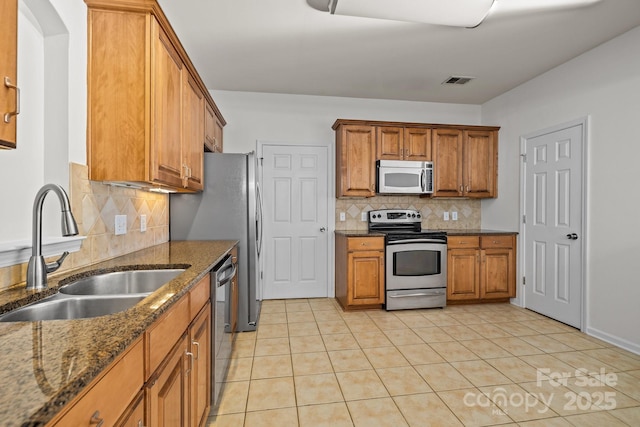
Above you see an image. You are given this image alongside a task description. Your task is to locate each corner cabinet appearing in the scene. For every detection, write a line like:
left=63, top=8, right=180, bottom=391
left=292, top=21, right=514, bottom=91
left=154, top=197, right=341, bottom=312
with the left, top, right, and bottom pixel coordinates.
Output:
left=335, top=234, right=385, bottom=310
left=0, top=0, right=18, bottom=149
left=447, top=234, right=516, bottom=303
left=85, top=0, right=225, bottom=192
left=432, top=128, right=498, bottom=198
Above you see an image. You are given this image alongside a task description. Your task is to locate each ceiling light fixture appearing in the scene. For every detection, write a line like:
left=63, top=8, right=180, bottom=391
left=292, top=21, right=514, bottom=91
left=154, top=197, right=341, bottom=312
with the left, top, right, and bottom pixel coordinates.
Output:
left=308, top=0, right=604, bottom=28
left=325, top=0, right=496, bottom=27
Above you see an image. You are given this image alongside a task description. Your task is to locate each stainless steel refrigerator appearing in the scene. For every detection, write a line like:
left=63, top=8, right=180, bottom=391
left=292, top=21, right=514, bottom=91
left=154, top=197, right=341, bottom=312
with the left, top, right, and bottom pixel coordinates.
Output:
left=170, top=152, right=263, bottom=332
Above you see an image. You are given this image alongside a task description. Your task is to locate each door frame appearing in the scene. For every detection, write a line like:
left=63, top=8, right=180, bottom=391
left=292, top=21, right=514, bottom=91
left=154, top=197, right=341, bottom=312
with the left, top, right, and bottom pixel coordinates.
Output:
left=518, top=117, right=589, bottom=332
left=256, top=139, right=336, bottom=299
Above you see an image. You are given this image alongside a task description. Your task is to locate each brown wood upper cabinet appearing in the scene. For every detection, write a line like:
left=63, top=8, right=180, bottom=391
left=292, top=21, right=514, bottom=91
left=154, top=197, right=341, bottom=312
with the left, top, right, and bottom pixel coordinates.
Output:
left=432, top=128, right=498, bottom=198
left=205, top=102, right=224, bottom=153
left=334, top=119, right=498, bottom=199
left=0, top=0, right=18, bottom=149
left=85, top=0, right=225, bottom=192
left=376, top=126, right=431, bottom=161
left=335, top=123, right=376, bottom=197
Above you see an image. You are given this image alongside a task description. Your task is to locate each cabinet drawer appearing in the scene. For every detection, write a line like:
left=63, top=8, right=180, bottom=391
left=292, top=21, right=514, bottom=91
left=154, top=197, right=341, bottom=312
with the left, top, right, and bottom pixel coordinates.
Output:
left=145, top=295, right=190, bottom=379
left=480, top=235, right=514, bottom=249
left=347, top=237, right=384, bottom=251
left=189, top=274, right=210, bottom=321
left=447, top=235, right=479, bottom=249
left=50, top=339, right=144, bottom=427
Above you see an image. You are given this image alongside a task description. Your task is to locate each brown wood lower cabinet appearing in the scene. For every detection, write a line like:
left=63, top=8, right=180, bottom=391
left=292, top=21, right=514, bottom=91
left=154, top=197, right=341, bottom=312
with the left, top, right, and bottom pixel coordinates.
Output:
left=147, top=334, right=190, bottom=427
left=46, top=273, right=213, bottom=427
left=335, top=235, right=385, bottom=310
left=447, top=234, right=517, bottom=303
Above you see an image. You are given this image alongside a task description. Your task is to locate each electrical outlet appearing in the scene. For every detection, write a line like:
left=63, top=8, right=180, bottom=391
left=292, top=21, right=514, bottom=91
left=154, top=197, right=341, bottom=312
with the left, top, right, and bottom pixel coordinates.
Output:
left=140, top=214, right=147, bottom=232
left=443, top=211, right=449, bottom=221
left=339, top=212, right=346, bottom=222
left=115, top=215, right=127, bottom=235
left=361, top=212, right=368, bottom=221
left=452, top=211, right=458, bottom=221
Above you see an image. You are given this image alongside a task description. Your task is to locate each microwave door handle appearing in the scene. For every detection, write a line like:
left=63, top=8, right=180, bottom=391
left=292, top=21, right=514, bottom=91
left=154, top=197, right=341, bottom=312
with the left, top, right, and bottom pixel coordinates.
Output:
left=420, top=169, right=426, bottom=193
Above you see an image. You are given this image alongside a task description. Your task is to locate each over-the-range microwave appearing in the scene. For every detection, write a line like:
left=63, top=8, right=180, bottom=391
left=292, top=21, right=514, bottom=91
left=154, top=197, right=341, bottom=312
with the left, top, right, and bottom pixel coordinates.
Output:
left=376, top=160, right=433, bottom=195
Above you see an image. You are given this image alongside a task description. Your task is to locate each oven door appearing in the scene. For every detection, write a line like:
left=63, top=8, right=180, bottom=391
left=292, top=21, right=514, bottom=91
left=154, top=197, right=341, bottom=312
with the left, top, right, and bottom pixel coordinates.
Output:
left=386, top=240, right=447, bottom=290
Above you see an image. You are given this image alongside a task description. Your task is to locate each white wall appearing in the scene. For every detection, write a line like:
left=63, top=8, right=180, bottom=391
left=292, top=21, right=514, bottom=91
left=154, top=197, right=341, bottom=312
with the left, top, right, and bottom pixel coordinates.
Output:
left=0, top=0, right=86, bottom=243
left=210, top=91, right=481, bottom=154
left=482, top=26, right=640, bottom=352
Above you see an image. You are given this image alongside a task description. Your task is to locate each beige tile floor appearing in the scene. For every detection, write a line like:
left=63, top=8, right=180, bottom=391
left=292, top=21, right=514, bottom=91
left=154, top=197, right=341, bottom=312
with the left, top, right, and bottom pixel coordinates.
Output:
left=208, top=299, right=640, bottom=427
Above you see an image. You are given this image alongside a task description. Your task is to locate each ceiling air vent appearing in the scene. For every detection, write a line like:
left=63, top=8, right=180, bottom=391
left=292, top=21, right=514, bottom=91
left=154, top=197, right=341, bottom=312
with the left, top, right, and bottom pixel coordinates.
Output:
left=443, top=76, right=475, bottom=85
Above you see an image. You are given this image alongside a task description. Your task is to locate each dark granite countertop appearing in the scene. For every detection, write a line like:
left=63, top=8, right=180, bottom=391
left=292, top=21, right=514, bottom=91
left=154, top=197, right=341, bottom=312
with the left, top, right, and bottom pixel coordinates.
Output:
left=0, top=240, right=237, bottom=427
left=335, top=229, right=517, bottom=237
left=443, top=229, right=518, bottom=236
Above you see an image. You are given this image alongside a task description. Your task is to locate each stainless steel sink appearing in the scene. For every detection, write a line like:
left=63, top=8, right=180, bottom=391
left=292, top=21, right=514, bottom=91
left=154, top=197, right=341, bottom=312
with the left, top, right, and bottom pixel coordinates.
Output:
left=0, top=268, right=186, bottom=322
left=58, top=269, right=185, bottom=295
left=0, top=294, right=146, bottom=322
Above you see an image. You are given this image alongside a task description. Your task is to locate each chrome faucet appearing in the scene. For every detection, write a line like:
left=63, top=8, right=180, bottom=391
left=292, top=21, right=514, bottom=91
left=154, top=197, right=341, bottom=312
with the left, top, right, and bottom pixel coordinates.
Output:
left=26, top=184, right=79, bottom=290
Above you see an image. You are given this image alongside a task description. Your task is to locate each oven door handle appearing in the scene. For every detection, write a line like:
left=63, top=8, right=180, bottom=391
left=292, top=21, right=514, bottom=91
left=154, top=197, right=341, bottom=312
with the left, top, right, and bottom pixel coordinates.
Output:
left=388, top=291, right=445, bottom=298
left=387, top=238, right=447, bottom=245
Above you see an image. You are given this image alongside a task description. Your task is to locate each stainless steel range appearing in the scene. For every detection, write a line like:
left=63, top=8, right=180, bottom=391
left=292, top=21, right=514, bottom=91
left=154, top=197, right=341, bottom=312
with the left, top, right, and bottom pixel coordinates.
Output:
left=368, top=209, right=447, bottom=311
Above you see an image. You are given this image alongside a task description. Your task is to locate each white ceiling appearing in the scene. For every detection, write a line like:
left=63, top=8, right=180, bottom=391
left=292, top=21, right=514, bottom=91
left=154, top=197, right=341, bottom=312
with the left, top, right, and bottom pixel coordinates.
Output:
left=157, top=0, right=640, bottom=105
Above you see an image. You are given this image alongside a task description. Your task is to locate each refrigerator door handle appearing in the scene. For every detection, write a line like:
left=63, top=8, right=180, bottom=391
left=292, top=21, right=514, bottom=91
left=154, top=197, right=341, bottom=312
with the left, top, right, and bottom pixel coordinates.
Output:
left=256, top=182, right=264, bottom=256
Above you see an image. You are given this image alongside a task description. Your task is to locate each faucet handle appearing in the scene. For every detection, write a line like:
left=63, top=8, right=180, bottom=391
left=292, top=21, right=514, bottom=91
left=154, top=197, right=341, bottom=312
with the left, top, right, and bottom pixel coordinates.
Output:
left=46, top=251, right=70, bottom=274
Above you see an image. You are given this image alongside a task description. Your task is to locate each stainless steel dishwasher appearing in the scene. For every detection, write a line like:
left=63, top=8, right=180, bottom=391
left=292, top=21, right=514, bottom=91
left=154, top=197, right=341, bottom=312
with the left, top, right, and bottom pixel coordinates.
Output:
left=212, top=254, right=237, bottom=408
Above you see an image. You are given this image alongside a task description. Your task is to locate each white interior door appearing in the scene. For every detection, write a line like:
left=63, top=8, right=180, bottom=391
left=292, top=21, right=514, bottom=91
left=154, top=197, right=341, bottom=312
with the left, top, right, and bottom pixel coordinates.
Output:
left=261, top=144, right=329, bottom=299
left=523, top=121, right=585, bottom=328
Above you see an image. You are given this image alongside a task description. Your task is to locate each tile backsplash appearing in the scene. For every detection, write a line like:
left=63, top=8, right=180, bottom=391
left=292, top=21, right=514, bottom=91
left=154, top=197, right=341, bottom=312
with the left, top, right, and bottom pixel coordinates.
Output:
left=0, top=163, right=169, bottom=291
left=335, top=196, right=481, bottom=231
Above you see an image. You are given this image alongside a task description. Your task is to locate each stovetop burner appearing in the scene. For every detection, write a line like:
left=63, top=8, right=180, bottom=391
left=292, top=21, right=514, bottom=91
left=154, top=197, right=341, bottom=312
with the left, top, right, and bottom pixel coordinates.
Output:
left=368, top=209, right=446, bottom=240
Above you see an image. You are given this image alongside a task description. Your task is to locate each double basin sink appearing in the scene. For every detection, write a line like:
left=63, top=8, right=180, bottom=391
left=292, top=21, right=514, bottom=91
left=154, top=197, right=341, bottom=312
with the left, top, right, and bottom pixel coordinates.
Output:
left=0, top=268, right=185, bottom=322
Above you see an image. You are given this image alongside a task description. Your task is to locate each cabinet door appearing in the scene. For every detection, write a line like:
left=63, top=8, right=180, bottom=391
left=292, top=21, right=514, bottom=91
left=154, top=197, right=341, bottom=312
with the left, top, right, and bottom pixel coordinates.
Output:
left=432, top=128, right=463, bottom=197
left=404, top=128, right=431, bottom=161
left=183, top=73, right=204, bottom=191
left=464, top=130, right=496, bottom=198
left=0, top=0, right=18, bottom=149
left=204, top=102, right=219, bottom=152
left=336, top=125, right=376, bottom=197
left=481, top=248, right=515, bottom=299
left=447, top=248, right=480, bottom=300
left=190, top=303, right=211, bottom=427
left=151, top=20, right=184, bottom=188
left=115, top=391, right=144, bottom=427
left=347, top=250, right=384, bottom=306
left=376, top=126, right=404, bottom=160
left=146, top=335, right=189, bottom=427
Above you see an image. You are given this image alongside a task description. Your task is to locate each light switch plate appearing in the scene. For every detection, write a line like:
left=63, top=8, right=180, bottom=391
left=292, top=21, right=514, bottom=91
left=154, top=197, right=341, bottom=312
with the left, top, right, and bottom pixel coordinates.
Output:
left=339, top=212, right=346, bottom=222
left=115, top=215, right=127, bottom=235
left=443, top=211, right=450, bottom=221
left=140, top=214, right=147, bottom=232
left=361, top=212, right=367, bottom=221
left=452, top=211, right=458, bottom=221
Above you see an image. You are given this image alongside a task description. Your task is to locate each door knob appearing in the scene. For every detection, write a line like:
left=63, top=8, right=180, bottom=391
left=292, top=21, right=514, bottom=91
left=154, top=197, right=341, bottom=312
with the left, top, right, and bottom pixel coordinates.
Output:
left=320, top=227, right=326, bottom=232
left=566, top=233, right=578, bottom=240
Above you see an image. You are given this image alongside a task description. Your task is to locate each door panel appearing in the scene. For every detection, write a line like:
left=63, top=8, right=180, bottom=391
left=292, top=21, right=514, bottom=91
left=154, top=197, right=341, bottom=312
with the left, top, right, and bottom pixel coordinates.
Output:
left=262, top=145, right=329, bottom=299
left=524, top=123, right=583, bottom=328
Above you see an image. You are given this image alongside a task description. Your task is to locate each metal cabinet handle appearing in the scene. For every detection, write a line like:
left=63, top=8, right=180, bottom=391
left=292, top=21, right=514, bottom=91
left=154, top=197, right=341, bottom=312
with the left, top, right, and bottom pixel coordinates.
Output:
left=185, top=351, right=194, bottom=375
left=90, top=411, right=104, bottom=427
left=459, top=185, right=464, bottom=193
left=4, top=77, right=20, bottom=124
left=192, top=341, right=200, bottom=360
